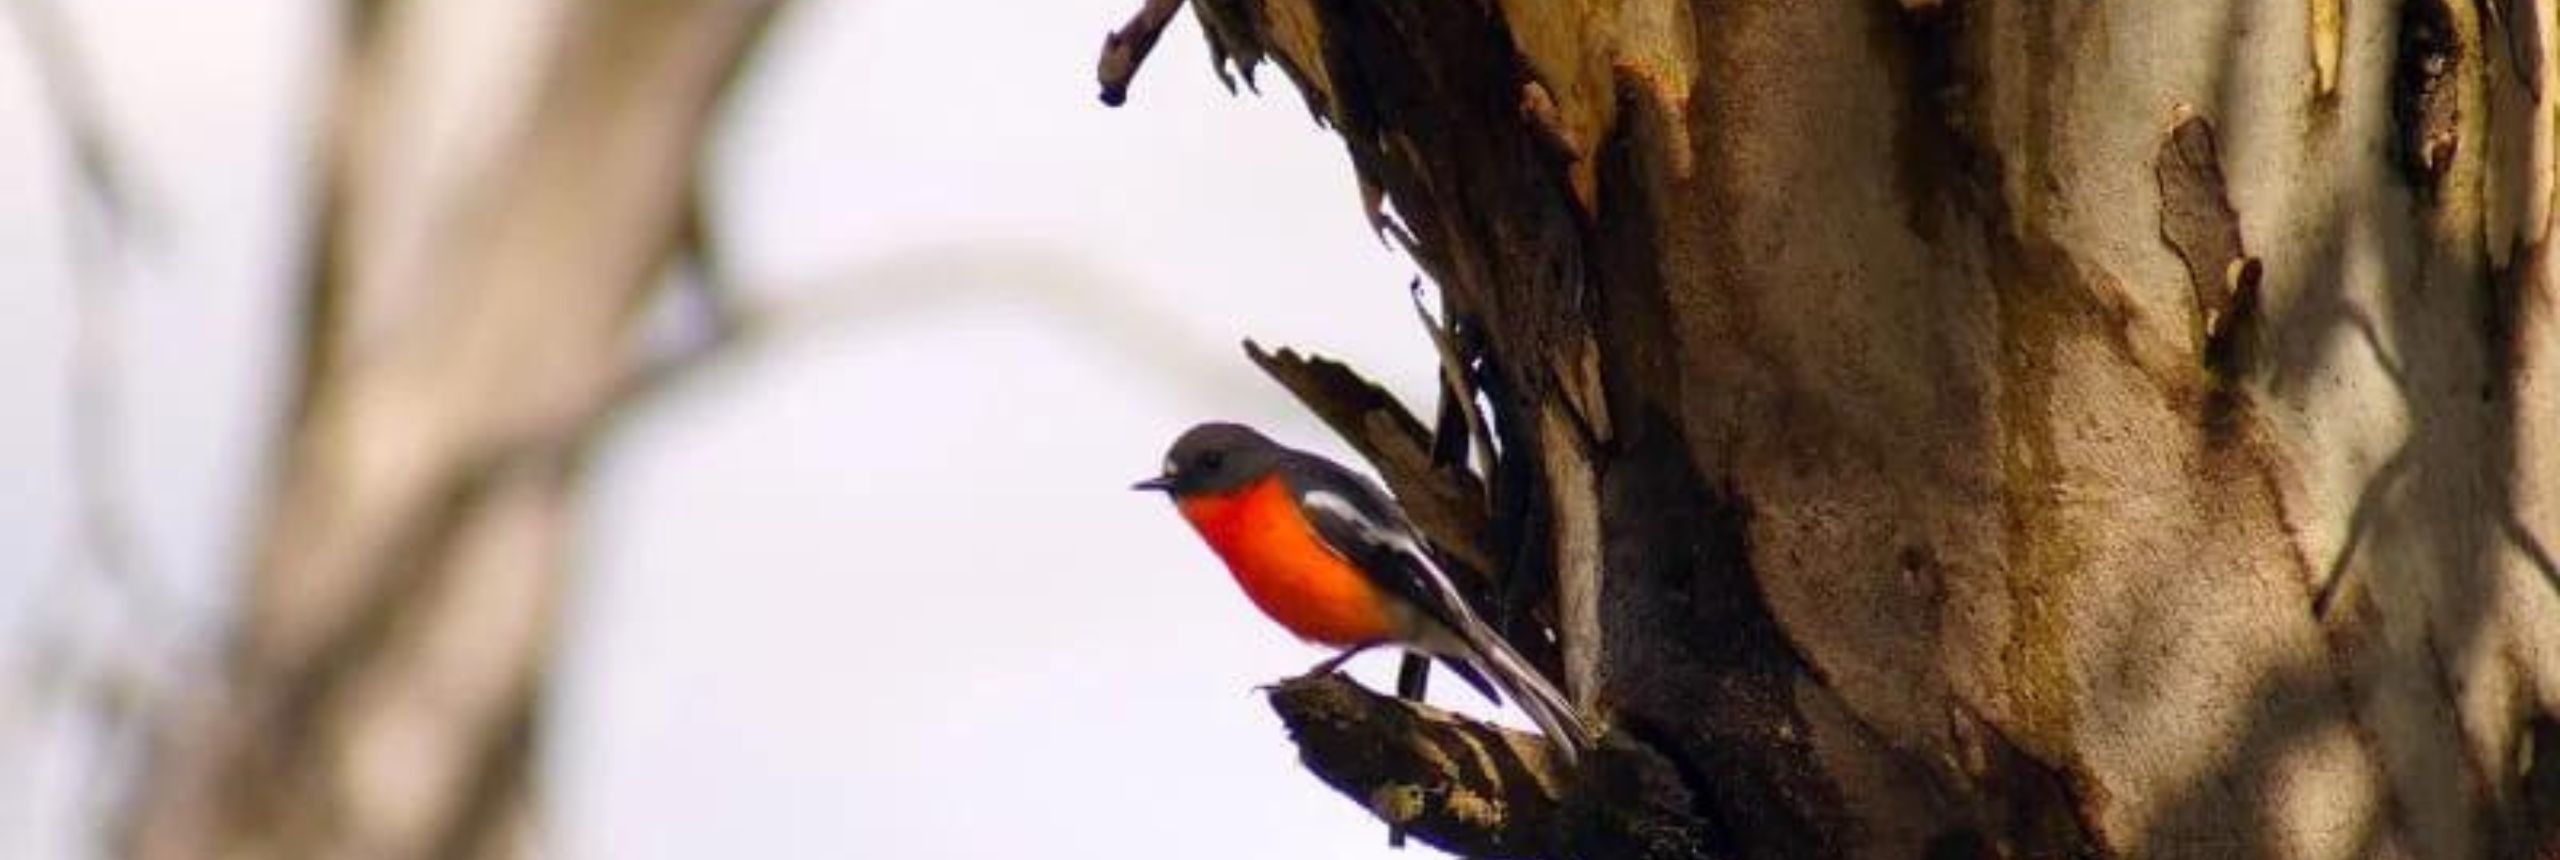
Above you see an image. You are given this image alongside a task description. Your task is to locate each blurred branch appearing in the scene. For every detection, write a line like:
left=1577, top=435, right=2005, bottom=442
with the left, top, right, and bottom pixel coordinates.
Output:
left=674, top=179, right=746, bottom=341
left=126, top=2, right=793, bottom=858
left=608, top=241, right=1254, bottom=422
left=5, top=0, right=161, bottom=606
left=6, top=0, right=145, bottom=226
left=2, top=1, right=183, bottom=855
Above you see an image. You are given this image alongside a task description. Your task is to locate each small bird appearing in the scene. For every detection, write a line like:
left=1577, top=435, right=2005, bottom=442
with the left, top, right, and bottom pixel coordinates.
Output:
left=1133, top=421, right=1593, bottom=760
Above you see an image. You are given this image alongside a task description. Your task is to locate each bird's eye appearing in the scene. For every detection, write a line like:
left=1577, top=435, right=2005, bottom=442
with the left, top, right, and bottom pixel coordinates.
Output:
left=1198, top=451, right=1225, bottom=471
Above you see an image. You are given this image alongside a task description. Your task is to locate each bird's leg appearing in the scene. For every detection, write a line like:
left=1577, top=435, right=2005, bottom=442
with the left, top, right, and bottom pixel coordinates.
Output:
left=1386, top=652, right=1431, bottom=849
left=1301, top=641, right=1386, bottom=679
left=1394, top=652, right=1432, bottom=701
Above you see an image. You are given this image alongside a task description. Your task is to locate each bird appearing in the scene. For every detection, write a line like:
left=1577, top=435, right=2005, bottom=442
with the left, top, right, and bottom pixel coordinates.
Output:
left=1132, top=421, right=1593, bottom=760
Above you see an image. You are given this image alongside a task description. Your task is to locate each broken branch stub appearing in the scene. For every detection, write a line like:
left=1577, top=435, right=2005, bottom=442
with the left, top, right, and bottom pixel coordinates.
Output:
left=1270, top=674, right=1569, bottom=859
left=1096, top=0, right=1188, bottom=106
left=1269, top=673, right=1723, bottom=860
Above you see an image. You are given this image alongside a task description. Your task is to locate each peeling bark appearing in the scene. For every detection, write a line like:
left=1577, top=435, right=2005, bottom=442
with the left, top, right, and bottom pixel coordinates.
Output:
left=2155, top=111, right=2264, bottom=381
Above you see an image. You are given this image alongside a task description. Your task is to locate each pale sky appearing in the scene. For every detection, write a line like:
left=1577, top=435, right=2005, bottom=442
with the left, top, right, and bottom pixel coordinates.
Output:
left=0, top=1, right=1489, bottom=858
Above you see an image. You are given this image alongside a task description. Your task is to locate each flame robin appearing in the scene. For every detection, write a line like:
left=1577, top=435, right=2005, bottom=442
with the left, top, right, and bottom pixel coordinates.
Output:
left=1133, top=422, right=1592, bottom=759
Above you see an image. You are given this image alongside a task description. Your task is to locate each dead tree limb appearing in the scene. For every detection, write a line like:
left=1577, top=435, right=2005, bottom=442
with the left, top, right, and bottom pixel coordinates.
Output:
left=1269, top=674, right=1720, bottom=860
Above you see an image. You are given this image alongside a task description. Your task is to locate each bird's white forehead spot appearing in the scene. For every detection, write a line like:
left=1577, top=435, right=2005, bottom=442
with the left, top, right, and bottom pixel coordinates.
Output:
left=1162, top=456, right=1177, bottom=475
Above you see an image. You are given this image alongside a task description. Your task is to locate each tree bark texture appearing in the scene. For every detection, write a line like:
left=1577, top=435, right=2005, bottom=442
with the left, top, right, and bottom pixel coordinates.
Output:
left=121, top=2, right=783, bottom=857
left=1121, top=0, right=2560, bottom=857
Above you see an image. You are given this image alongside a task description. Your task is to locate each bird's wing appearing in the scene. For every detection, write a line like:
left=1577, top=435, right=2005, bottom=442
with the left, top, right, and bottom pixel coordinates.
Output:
left=1279, top=450, right=1594, bottom=757
left=1279, top=454, right=1479, bottom=637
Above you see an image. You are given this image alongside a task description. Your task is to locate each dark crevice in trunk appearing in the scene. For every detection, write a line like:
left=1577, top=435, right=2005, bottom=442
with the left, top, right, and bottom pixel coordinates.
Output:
left=1479, top=330, right=1568, bottom=678
left=2393, top=0, right=2466, bottom=192
left=1596, top=414, right=1842, bottom=860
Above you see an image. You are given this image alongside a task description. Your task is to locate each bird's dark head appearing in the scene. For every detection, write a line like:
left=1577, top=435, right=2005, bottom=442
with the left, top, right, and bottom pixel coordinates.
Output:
left=1132, top=422, right=1285, bottom=497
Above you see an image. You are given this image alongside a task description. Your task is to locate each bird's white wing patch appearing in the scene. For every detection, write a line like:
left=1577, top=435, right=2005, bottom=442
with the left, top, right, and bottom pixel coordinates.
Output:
left=1303, top=489, right=1428, bottom=556
left=1305, top=486, right=1485, bottom=659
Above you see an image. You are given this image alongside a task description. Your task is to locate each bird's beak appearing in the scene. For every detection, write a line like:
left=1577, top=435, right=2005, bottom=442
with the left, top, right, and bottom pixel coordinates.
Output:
left=1131, top=475, right=1175, bottom=493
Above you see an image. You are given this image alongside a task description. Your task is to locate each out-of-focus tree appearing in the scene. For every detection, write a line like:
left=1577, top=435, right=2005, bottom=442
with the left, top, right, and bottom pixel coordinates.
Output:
left=1102, top=0, right=2560, bottom=857
left=110, top=2, right=787, bottom=857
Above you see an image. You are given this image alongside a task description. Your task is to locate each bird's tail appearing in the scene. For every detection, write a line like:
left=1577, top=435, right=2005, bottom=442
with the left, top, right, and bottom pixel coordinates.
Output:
left=1450, top=616, right=1594, bottom=762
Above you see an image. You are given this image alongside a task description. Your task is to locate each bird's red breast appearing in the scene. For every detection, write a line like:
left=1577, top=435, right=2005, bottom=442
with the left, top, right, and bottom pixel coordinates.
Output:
left=1175, top=473, right=1397, bottom=646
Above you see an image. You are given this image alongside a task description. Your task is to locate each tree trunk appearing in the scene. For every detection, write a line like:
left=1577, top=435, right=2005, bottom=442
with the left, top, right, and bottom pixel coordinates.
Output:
left=121, top=2, right=783, bottom=857
left=1107, top=0, right=2560, bottom=857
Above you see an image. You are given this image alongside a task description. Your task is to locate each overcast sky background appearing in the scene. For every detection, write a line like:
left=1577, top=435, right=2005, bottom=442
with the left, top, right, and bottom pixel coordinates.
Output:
left=0, top=1, right=1498, bottom=857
